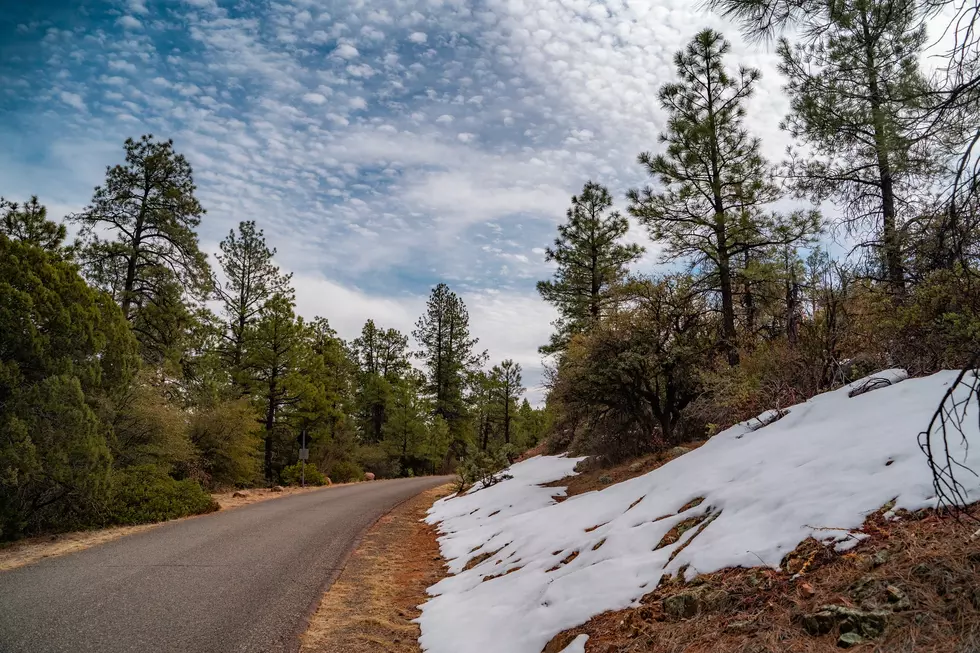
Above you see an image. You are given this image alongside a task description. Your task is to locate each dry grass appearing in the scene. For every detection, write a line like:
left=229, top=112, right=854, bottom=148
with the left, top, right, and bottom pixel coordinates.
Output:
left=0, top=523, right=162, bottom=572
left=543, top=504, right=980, bottom=653
left=301, top=484, right=454, bottom=653
left=0, top=484, right=332, bottom=572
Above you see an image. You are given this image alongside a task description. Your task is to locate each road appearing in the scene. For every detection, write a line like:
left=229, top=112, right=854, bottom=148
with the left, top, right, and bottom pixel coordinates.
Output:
left=0, top=476, right=449, bottom=653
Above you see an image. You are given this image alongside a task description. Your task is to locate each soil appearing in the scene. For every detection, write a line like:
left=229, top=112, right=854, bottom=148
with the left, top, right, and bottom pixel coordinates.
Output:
left=544, top=503, right=980, bottom=653
left=301, top=484, right=454, bottom=653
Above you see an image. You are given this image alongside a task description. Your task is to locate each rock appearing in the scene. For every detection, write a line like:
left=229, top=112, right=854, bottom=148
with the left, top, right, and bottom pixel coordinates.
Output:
left=668, top=447, right=691, bottom=458
left=800, top=582, right=816, bottom=598
left=365, top=472, right=376, bottom=481
left=663, top=591, right=700, bottom=619
left=838, top=632, right=867, bottom=648
left=542, top=632, right=578, bottom=653
left=628, top=462, right=645, bottom=473
left=598, top=475, right=613, bottom=485
left=801, top=605, right=889, bottom=639
left=232, top=490, right=250, bottom=498
left=800, top=610, right=837, bottom=636
left=270, top=485, right=284, bottom=493
left=702, top=589, right=732, bottom=612
left=885, top=585, right=910, bottom=610
left=871, top=550, right=891, bottom=568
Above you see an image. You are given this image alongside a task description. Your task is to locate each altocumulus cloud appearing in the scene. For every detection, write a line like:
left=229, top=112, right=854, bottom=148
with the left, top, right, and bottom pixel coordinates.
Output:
left=0, top=0, right=800, bottom=401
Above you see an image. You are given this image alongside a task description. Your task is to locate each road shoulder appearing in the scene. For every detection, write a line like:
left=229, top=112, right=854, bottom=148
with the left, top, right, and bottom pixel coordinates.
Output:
left=301, top=484, right=453, bottom=653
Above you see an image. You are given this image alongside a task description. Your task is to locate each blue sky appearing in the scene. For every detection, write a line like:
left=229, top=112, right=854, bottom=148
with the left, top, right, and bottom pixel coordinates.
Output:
left=0, top=0, right=801, bottom=399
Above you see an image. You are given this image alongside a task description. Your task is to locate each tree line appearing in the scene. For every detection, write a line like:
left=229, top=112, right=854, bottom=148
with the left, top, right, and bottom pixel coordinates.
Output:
left=538, top=3, right=980, bottom=464
left=0, top=137, right=543, bottom=540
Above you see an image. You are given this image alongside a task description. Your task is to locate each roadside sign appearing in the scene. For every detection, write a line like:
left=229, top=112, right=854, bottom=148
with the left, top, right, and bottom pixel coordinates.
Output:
left=299, top=448, right=309, bottom=461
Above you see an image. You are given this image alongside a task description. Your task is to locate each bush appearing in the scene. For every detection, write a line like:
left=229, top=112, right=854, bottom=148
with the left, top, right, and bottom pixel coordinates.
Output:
left=355, top=444, right=401, bottom=479
left=458, top=446, right=513, bottom=491
left=188, top=399, right=261, bottom=489
left=107, top=466, right=218, bottom=525
left=327, top=460, right=364, bottom=483
left=280, top=462, right=328, bottom=487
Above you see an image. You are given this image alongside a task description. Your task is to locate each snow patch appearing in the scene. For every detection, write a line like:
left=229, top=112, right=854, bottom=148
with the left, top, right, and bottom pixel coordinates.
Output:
left=419, top=370, right=980, bottom=653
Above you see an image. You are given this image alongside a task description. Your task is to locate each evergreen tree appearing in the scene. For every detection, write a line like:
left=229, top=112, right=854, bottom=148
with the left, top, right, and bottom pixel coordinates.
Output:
left=0, top=196, right=68, bottom=254
left=537, top=181, right=644, bottom=355
left=215, top=221, right=293, bottom=372
left=627, top=29, right=819, bottom=365
left=70, top=135, right=211, bottom=321
left=352, top=320, right=410, bottom=442
left=244, top=294, right=305, bottom=480
left=413, top=283, right=486, bottom=438
left=490, top=359, right=524, bottom=445
left=775, top=0, right=933, bottom=295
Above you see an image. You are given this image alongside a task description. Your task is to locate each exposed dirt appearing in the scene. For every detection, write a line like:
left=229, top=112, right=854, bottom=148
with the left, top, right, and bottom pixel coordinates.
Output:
left=543, top=504, right=980, bottom=653
left=0, top=484, right=334, bottom=572
left=301, top=484, right=454, bottom=653
left=546, top=441, right=707, bottom=500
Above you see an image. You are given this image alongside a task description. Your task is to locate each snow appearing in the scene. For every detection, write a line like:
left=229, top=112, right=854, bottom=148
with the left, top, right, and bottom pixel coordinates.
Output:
left=418, top=370, right=980, bottom=653
left=557, top=635, right=589, bottom=653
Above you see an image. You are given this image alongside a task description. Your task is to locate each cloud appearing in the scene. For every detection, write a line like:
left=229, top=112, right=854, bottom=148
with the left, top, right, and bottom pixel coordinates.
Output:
left=302, top=92, right=328, bottom=104
left=332, top=43, right=359, bottom=60
left=115, top=15, right=142, bottom=30
left=58, top=91, right=86, bottom=111
left=408, top=31, right=427, bottom=44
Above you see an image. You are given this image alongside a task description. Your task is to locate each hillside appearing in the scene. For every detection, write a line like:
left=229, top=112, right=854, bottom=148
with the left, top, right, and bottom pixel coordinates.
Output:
left=419, top=370, right=980, bottom=653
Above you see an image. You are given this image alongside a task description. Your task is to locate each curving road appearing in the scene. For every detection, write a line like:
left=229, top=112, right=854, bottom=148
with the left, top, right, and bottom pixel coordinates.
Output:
left=0, top=476, right=449, bottom=653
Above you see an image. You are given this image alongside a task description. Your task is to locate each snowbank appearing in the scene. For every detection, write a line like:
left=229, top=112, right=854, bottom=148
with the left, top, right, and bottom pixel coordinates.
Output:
left=418, top=370, right=980, bottom=653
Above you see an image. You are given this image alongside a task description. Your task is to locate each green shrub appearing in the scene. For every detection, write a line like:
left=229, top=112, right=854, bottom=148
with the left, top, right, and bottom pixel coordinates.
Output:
left=107, top=466, right=218, bottom=525
left=458, top=446, right=513, bottom=491
left=280, top=462, right=328, bottom=486
left=327, top=460, right=364, bottom=483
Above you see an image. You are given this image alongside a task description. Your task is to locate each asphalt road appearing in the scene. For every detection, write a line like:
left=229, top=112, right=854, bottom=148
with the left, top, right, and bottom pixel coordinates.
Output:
left=0, top=476, right=450, bottom=653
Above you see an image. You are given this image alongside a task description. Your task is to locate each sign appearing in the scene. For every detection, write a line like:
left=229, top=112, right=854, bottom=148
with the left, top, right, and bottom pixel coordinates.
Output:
left=298, top=448, right=309, bottom=461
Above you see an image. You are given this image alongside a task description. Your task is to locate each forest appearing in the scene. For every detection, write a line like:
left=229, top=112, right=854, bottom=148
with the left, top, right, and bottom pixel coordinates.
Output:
left=536, top=2, right=980, bottom=472
left=0, top=138, right=545, bottom=540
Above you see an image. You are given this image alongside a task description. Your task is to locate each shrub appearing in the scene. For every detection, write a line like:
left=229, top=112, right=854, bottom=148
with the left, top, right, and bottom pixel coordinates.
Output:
left=458, top=446, right=513, bottom=491
left=327, top=460, right=364, bottom=483
left=280, top=462, right=328, bottom=487
left=188, top=399, right=261, bottom=489
left=107, top=466, right=218, bottom=525
left=355, top=444, right=401, bottom=479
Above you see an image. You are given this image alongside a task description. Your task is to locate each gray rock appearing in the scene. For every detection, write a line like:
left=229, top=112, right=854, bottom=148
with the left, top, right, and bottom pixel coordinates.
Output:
left=668, top=447, right=691, bottom=458
left=598, top=475, right=613, bottom=485
left=801, top=605, right=889, bottom=639
left=871, top=549, right=891, bottom=567
left=232, top=490, right=250, bottom=498
left=838, top=632, right=867, bottom=648
left=628, top=462, right=645, bottom=473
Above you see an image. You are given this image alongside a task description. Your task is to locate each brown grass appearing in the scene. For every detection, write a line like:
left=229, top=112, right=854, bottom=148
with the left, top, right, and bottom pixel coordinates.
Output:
left=301, top=484, right=454, bottom=653
left=543, top=504, right=980, bottom=653
left=0, top=484, right=333, bottom=572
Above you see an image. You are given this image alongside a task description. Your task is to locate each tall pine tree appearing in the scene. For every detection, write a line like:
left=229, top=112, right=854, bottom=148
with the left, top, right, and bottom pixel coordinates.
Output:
left=71, top=135, right=211, bottom=321
left=215, top=220, right=293, bottom=373
left=775, top=0, right=933, bottom=294
left=537, top=181, right=643, bottom=355
left=627, top=29, right=818, bottom=365
left=413, top=283, right=485, bottom=439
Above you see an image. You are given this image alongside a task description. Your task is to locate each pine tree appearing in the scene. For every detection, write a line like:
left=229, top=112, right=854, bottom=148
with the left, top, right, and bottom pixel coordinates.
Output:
left=352, top=320, right=410, bottom=442
left=490, top=359, right=524, bottom=445
left=775, top=0, right=933, bottom=295
left=215, top=221, right=293, bottom=372
left=627, top=29, right=819, bottom=365
left=70, top=135, right=211, bottom=321
left=0, top=196, right=68, bottom=254
left=537, top=181, right=644, bottom=355
left=412, top=283, right=486, bottom=437
left=244, top=294, right=305, bottom=480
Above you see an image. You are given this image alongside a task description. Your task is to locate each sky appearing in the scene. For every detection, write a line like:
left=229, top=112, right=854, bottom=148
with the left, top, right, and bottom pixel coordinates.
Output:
left=0, top=0, right=803, bottom=401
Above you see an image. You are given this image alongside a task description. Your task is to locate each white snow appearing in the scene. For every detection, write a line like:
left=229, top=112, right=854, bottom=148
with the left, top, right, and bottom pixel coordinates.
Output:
left=418, top=370, right=980, bottom=653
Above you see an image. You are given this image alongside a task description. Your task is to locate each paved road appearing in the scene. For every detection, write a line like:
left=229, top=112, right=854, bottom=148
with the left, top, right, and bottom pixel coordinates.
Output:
left=0, top=476, right=449, bottom=653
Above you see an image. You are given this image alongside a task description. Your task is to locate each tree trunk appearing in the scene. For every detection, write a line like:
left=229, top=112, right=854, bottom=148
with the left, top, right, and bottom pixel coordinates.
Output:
left=861, top=9, right=905, bottom=296
left=264, top=394, right=275, bottom=482
left=718, top=251, right=739, bottom=366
